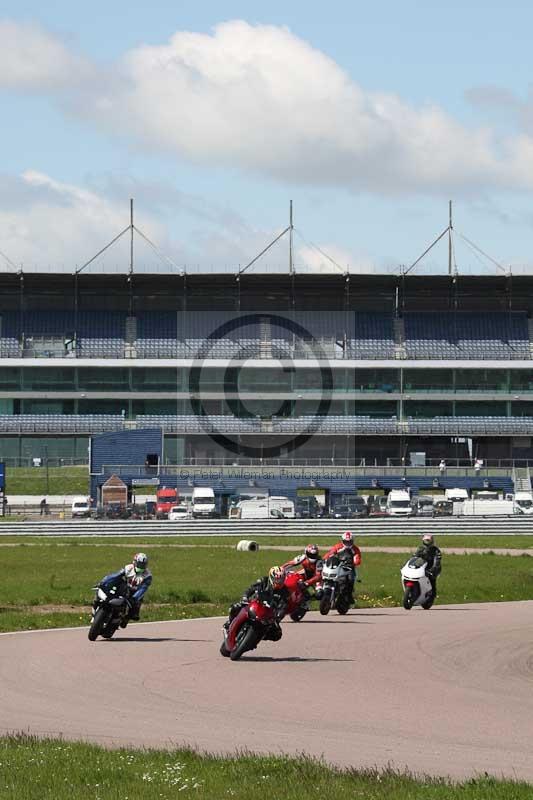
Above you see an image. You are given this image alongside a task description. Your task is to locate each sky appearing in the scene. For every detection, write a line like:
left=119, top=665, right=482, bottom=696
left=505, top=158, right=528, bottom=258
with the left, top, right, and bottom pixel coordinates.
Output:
left=1, top=0, right=533, bottom=274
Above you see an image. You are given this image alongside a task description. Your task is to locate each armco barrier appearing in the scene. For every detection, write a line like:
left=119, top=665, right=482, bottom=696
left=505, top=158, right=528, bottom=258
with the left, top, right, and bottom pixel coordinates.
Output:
left=1, top=518, right=533, bottom=536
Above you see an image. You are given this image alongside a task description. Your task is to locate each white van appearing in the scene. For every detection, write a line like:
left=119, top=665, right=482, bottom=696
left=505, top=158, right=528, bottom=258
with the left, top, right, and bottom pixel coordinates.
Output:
left=386, top=490, right=412, bottom=517
left=445, top=488, right=469, bottom=503
left=191, top=487, right=216, bottom=518
left=71, top=496, right=90, bottom=518
left=513, top=491, right=533, bottom=514
left=230, top=496, right=295, bottom=520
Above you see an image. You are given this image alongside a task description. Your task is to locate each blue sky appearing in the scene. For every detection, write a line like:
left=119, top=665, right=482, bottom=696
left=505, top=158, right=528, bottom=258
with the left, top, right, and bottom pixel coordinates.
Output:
left=1, top=1, right=533, bottom=273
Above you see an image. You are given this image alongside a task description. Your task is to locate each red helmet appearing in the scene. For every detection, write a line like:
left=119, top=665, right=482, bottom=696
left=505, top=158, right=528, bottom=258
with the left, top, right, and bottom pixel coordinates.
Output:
left=341, top=531, right=353, bottom=546
left=305, top=544, right=319, bottom=561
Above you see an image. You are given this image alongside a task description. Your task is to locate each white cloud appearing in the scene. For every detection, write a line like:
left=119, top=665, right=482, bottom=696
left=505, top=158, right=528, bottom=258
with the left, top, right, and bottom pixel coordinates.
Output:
left=5, top=20, right=533, bottom=196
left=0, top=171, right=168, bottom=270
left=296, top=243, right=372, bottom=274
left=0, top=170, right=302, bottom=272
left=0, top=20, right=93, bottom=90
left=75, top=20, right=533, bottom=194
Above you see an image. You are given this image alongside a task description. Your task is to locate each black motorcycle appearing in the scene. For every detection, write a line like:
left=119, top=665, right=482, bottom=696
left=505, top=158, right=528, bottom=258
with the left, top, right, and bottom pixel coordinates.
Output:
left=88, top=579, right=131, bottom=641
left=319, top=551, right=355, bottom=616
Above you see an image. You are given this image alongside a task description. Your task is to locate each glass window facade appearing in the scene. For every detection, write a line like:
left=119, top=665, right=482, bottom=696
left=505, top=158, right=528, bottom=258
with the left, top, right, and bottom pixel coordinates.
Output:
left=455, top=401, right=508, bottom=416
left=131, top=368, right=183, bottom=392
left=22, top=368, right=76, bottom=391
left=0, top=368, right=21, bottom=391
left=404, top=401, right=454, bottom=418
left=78, top=368, right=130, bottom=391
left=404, top=369, right=453, bottom=392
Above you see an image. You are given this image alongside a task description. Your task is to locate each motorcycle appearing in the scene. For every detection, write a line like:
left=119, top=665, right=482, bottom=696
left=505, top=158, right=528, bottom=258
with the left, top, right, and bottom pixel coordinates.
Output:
left=319, top=552, right=355, bottom=616
left=283, top=571, right=310, bottom=622
left=220, top=591, right=280, bottom=661
left=88, top=580, right=131, bottom=641
left=400, top=556, right=434, bottom=610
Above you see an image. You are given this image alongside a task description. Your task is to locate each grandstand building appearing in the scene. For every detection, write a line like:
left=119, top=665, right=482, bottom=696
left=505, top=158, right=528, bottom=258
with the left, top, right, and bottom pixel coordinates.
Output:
left=0, top=270, right=533, bottom=499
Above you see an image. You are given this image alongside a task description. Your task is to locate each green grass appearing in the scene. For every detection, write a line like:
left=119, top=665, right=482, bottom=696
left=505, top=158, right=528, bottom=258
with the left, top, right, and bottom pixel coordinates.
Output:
left=0, top=735, right=530, bottom=800
left=1, top=541, right=533, bottom=631
left=3, top=466, right=89, bottom=495
left=1, top=533, right=533, bottom=549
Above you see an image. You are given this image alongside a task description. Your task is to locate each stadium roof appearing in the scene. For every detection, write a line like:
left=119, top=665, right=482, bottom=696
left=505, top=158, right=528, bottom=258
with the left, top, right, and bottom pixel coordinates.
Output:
left=0, top=270, right=530, bottom=313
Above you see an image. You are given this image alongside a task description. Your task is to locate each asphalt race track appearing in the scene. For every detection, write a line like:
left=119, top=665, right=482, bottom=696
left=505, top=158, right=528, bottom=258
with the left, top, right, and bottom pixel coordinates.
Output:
left=1, top=602, right=533, bottom=782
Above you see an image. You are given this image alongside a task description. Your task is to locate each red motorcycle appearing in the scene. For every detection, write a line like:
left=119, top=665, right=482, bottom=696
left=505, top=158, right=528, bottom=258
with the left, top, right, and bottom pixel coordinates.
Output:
left=220, top=592, right=278, bottom=661
left=283, top=571, right=309, bottom=622
left=220, top=576, right=308, bottom=661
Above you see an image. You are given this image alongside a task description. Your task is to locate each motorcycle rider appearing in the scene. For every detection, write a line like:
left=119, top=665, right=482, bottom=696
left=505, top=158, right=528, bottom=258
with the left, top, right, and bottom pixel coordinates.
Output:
left=321, top=531, right=362, bottom=600
left=93, top=552, right=152, bottom=625
left=227, top=566, right=294, bottom=640
left=282, top=543, right=323, bottom=604
left=415, top=534, right=442, bottom=597
left=324, top=531, right=362, bottom=567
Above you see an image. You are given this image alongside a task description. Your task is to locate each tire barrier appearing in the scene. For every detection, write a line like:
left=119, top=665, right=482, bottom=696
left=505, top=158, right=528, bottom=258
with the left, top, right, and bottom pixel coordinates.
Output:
left=236, top=540, right=259, bottom=552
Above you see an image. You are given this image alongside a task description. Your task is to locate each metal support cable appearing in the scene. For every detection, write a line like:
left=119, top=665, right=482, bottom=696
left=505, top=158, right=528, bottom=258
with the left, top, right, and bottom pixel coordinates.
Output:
left=0, top=248, right=18, bottom=271
left=133, top=226, right=185, bottom=275
left=402, top=227, right=449, bottom=275
left=293, top=228, right=346, bottom=274
left=237, top=226, right=290, bottom=277
left=456, top=231, right=508, bottom=274
left=75, top=225, right=130, bottom=274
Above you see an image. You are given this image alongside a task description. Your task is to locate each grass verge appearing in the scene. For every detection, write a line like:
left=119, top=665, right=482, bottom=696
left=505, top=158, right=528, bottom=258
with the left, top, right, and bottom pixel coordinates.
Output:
left=1, top=542, right=532, bottom=631
left=1, top=735, right=531, bottom=800
left=2, top=465, right=88, bottom=495
left=1, top=533, right=533, bottom=549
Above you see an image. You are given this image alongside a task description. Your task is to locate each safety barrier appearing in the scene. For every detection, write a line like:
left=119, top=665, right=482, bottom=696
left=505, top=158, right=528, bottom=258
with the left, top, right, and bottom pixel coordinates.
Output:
left=1, top=517, right=533, bottom=536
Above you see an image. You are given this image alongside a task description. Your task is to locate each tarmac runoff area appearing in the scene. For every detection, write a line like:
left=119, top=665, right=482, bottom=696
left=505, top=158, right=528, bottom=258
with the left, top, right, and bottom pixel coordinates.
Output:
left=1, top=602, right=533, bottom=782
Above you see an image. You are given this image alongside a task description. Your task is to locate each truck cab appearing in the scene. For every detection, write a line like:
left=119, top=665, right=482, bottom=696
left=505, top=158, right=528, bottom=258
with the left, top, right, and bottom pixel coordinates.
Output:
left=192, top=487, right=216, bottom=518
left=156, top=487, right=179, bottom=519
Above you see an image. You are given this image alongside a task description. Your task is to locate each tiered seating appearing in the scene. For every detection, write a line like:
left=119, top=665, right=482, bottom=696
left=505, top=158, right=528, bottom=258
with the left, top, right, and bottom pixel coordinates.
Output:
left=0, top=312, right=21, bottom=356
left=347, top=313, right=395, bottom=359
left=404, top=312, right=530, bottom=359
left=135, top=414, right=398, bottom=434
left=0, top=414, right=124, bottom=433
left=77, top=312, right=125, bottom=358
left=407, top=416, right=533, bottom=434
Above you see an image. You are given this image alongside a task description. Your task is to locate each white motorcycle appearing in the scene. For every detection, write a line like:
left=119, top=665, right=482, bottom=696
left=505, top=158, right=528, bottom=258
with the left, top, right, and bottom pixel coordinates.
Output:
left=400, top=556, right=435, bottom=610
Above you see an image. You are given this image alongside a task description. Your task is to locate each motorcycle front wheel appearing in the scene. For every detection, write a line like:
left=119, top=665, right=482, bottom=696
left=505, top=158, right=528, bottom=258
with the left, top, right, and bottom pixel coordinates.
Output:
left=88, top=607, right=107, bottom=641
left=319, top=594, right=332, bottom=616
left=402, top=587, right=415, bottom=610
left=230, top=624, right=260, bottom=661
left=220, top=640, right=230, bottom=657
left=290, top=608, right=307, bottom=622
left=101, top=623, right=119, bottom=639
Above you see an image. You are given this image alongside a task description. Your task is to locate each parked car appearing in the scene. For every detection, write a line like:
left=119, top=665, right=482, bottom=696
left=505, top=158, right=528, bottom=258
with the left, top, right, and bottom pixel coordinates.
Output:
left=369, top=496, right=389, bottom=517
left=329, top=504, right=353, bottom=519
left=413, top=495, right=435, bottom=517
left=433, top=499, right=453, bottom=516
left=329, top=499, right=368, bottom=519
left=71, top=496, right=90, bottom=518
left=350, top=497, right=369, bottom=517
left=168, top=504, right=191, bottom=521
